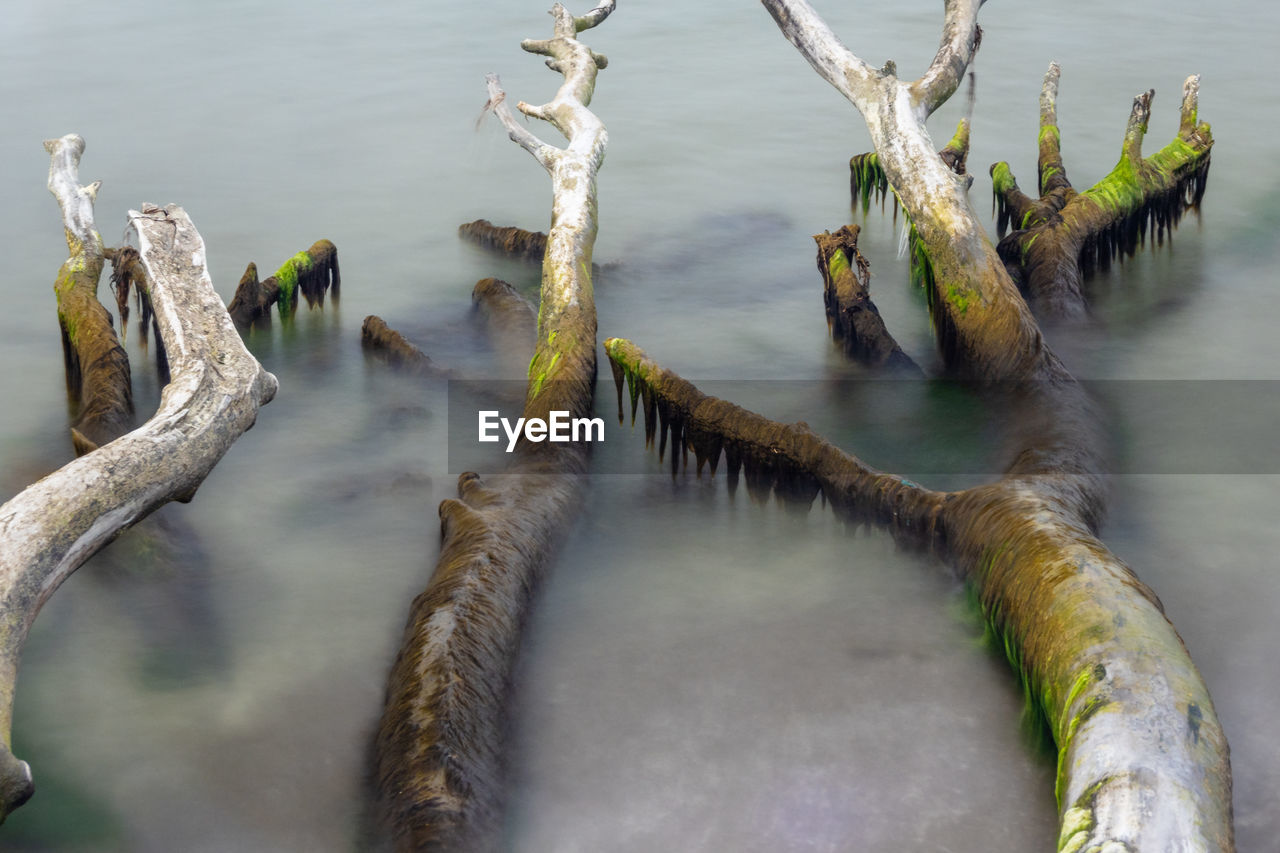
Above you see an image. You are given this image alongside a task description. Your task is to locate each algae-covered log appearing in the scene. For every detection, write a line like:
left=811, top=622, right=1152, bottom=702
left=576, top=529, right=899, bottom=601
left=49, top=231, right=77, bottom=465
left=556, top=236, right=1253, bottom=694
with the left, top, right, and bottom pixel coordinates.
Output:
left=226, top=239, right=340, bottom=326
left=0, top=200, right=277, bottom=823
left=371, top=4, right=613, bottom=850
left=753, top=2, right=1233, bottom=847
left=605, top=334, right=1232, bottom=852
left=991, top=65, right=1213, bottom=321
left=44, top=135, right=133, bottom=456
left=813, top=225, right=919, bottom=373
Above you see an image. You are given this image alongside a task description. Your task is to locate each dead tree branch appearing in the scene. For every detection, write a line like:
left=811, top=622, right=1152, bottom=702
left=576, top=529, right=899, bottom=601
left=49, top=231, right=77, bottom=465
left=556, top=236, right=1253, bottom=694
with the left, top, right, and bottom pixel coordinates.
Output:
left=45, top=134, right=134, bottom=455
left=372, top=4, right=613, bottom=850
left=747, top=4, right=1234, bottom=849
left=0, top=181, right=277, bottom=821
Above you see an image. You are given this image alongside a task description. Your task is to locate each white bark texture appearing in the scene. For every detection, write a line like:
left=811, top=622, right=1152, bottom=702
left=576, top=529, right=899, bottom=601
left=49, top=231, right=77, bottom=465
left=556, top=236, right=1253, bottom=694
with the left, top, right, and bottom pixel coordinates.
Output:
left=762, top=3, right=1233, bottom=850
left=0, top=135, right=277, bottom=821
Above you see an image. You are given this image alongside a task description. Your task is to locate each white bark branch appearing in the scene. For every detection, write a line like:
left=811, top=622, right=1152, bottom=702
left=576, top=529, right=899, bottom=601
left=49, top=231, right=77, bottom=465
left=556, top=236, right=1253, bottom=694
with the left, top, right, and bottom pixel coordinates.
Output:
left=911, top=0, right=984, bottom=116
left=485, top=73, right=557, bottom=170
left=375, top=5, right=612, bottom=848
left=44, top=134, right=102, bottom=257
left=761, top=0, right=877, bottom=111
left=0, top=196, right=277, bottom=821
left=571, top=0, right=615, bottom=32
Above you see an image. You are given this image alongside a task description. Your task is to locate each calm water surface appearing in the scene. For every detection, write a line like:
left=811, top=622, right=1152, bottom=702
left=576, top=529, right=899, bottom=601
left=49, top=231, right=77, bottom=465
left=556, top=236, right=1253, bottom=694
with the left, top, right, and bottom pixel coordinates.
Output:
left=1, top=1, right=1277, bottom=850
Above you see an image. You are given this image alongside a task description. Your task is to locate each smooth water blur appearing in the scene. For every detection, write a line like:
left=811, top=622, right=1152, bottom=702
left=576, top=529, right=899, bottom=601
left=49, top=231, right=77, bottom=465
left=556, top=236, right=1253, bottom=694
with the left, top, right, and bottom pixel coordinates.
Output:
left=1, top=0, right=1277, bottom=850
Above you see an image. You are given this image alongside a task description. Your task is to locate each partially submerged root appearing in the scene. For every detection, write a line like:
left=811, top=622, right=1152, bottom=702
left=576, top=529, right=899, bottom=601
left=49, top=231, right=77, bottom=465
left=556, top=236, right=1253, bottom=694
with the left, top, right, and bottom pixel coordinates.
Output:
left=227, top=239, right=340, bottom=326
left=45, top=136, right=133, bottom=455
left=360, top=315, right=452, bottom=378
left=458, top=219, right=548, bottom=263
left=991, top=67, right=1212, bottom=320
left=813, top=225, right=919, bottom=373
left=472, top=277, right=537, bottom=378
left=374, top=5, right=613, bottom=846
left=605, top=338, right=944, bottom=537
left=226, top=262, right=276, bottom=328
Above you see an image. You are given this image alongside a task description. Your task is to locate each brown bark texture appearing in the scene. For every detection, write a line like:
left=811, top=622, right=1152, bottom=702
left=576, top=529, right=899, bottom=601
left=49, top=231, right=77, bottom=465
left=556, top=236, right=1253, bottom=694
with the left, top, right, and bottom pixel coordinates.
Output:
left=991, top=64, right=1213, bottom=321
left=370, top=4, right=614, bottom=850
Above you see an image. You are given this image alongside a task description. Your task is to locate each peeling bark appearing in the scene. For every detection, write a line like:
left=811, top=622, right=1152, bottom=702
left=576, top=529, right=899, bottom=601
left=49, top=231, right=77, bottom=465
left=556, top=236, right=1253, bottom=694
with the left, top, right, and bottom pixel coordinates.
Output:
left=991, top=65, right=1213, bottom=321
left=371, top=4, right=613, bottom=850
left=0, top=174, right=277, bottom=821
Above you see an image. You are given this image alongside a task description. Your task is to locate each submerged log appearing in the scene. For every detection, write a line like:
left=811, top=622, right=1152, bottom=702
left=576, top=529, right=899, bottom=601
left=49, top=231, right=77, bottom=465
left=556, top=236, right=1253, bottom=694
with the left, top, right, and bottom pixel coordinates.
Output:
left=472, top=277, right=537, bottom=378
left=990, top=65, right=1213, bottom=321
left=0, top=193, right=277, bottom=822
left=372, top=3, right=613, bottom=850
left=458, top=218, right=548, bottom=263
left=361, top=315, right=452, bottom=378
left=756, top=2, right=1232, bottom=848
left=44, top=135, right=133, bottom=455
left=813, top=224, right=919, bottom=373
left=226, top=239, right=340, bottom=326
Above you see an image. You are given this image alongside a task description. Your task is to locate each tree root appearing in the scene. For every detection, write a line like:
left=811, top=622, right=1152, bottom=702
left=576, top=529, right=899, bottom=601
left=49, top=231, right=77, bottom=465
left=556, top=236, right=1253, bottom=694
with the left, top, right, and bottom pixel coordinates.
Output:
left=360, top=316, right=452, bottom=378
left=991, top=65, right=1213, bottom=321
left=605, top=336, right=1232, bottom=852
left=472, top=277, right=536, bottom=378
left=227, top=239, right=340, bottom=327
left=813, top=224, right=919, bottom=373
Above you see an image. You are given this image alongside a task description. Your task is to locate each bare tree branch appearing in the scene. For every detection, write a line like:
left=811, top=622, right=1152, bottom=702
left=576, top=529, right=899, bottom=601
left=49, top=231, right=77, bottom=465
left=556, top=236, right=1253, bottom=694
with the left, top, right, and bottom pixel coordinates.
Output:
left=372, top=4, right=612, bottom=848
left=0, top=194, right=276, bottom=822
left=911, top=0, right=984, bottom=116
left=45, top=134, right=133, bottom=454
left=761, top=0, right=877, bottom=109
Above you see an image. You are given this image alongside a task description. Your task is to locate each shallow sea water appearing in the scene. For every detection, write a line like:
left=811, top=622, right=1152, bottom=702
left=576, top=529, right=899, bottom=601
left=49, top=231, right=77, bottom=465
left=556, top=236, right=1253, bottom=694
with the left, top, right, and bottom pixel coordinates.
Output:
left=1, top=1, right=1277, bottom=850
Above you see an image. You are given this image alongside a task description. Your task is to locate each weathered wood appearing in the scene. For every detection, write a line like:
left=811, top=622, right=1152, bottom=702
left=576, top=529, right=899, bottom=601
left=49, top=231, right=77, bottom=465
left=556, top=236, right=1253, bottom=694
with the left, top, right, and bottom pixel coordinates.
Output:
left=458, top=219, right=548, bottom=263
left=813, top=225, right=919, bottom=373
left=991, top=67, right=1214, bottom=320
left=44, top=135, right=134, bottom=455
left=472, top=277, right=537, bottom=378
left=0, top=195, right=277, bottom=823
left=757, top=3, right=1233, bottom=849
left=372, top=4, right=613, bottom=850
left=227, top=239, right=340, bottom=326
left=361, top=315, right=452, bottom=378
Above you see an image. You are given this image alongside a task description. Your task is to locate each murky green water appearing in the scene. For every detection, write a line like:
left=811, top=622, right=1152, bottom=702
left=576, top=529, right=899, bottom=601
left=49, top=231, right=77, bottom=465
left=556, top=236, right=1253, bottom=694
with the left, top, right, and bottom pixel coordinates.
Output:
left=2, top=1, right=1277, bottom=850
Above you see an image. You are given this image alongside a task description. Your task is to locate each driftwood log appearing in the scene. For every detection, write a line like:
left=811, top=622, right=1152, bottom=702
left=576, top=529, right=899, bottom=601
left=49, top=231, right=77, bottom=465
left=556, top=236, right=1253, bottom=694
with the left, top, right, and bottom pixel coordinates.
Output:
left=0, top=135, right=277, bottom=823
left=371, top=3, right=614, bottom=850
left=637, top=2, right=1236, bottom=849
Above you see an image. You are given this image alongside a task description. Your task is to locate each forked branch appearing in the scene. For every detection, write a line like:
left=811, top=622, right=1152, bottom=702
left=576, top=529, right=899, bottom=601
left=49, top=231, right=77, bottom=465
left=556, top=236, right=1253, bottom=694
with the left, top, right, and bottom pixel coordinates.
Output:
left=0, top=190, right=276, bottom=822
